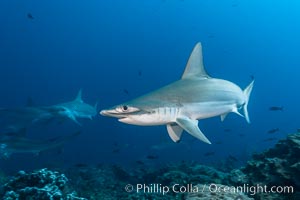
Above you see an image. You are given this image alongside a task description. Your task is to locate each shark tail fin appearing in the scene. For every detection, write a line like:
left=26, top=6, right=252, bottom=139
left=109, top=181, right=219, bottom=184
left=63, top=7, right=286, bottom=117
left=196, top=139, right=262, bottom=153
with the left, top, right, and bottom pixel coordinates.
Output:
left=243, top=79, right=254, bottom=123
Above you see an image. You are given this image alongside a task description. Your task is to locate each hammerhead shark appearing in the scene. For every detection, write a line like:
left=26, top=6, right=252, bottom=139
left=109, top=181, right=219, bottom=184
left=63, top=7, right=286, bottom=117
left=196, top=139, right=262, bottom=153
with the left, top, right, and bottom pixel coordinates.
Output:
left=46, top=90, right=98, bottom=125
left=0, top=90, right=97, bottom=136
left=0, top=131, right=81, bottom=159
left=101, top=42, right=254, bottom=144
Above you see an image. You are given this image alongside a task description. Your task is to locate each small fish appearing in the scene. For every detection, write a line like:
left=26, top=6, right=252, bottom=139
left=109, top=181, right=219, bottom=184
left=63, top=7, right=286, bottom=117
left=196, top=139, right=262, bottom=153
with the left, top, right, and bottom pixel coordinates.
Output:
left=250, top=75, right=255, bottom=80
left=267, top=128, right=279, bottom=134
left=138, top=70, right=142, bottom=76
left=113, top=142, right=118, bottom=146
left=269, top=106, right=283, bottom=111
left=231, top=0, right=239, bottom=7
left=136, top=160, right=145, bottom=165
left=74, top=163, right=88, bottom=168
left=204, top=151, right=215, bottom=156
left=215, top=141, right=222, bottom=145
left=224, top=128, right=231, bottom=132
left=123, top=89, right=129, bottom=95
left=208, top=33, right=215, bottom=39
left=238, top=134, right=245, bottom=137
left=112, top=148, right=120, bottom=153
left=27, top=13, right=34, bottom=20
left=263, top=137, right=277, bottom=142
left=146, top=155, right=158, bottom=159
left=227, top=155, right=238, bottom=162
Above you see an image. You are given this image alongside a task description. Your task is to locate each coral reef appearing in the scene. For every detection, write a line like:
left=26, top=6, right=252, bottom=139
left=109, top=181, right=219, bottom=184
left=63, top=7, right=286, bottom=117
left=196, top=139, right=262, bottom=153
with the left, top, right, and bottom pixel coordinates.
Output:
left=228, top=132, right=300, bottom=199
left=1, top=133, right=300, bottom=199
left=59, top=132, right=300, bottom=199
left=1, top=168, right=86, bottom=200
left=63, top=162, right=241, bottom=199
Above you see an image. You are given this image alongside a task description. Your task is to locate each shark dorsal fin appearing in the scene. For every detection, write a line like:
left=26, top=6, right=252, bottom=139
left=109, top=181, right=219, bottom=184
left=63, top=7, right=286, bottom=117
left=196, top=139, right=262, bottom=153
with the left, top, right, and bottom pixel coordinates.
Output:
left=75, top=89, right=83, bottom=102
left=181, top=42, right=210, bottom=79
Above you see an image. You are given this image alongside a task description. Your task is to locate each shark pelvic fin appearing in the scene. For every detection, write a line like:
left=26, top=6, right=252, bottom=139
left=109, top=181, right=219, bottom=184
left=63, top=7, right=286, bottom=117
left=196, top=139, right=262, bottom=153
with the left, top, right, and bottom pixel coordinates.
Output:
left=232, top=107, right=244, bottom=118
left=181, top=42, right=210, bottom=80
left=69, top=114, right=82, bottom=126
left=167, top=123, right=183, bottom=143
left=220, top=113, right=228, bottom=122
left=75, top=89, right=83, bottom=102
left=176, top=117, right=211, bottom=144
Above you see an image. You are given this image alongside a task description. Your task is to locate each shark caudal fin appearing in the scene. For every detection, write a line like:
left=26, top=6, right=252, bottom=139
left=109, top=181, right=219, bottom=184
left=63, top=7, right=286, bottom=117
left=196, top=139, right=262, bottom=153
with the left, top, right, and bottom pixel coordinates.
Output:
left=243, top=80, right=254, bottom=123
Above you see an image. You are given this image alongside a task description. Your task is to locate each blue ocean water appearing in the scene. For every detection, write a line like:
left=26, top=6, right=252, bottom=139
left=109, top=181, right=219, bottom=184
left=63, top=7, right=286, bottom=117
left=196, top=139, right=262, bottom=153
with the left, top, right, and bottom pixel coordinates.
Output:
left=0, top=0, right=299, bottom=174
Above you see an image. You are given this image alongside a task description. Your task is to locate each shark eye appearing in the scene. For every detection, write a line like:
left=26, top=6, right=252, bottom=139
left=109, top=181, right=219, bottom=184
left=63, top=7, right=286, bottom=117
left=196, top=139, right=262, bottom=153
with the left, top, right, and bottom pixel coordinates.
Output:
left=116, top=105, right=140, bottom=113
left=122, top=105, right=128, bottom=111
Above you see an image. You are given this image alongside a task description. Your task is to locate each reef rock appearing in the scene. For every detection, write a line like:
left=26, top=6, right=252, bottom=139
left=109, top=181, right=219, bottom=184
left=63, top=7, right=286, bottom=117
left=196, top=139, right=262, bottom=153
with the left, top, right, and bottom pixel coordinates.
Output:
left=1, top=168, right=86, bottom=200
left=228, top=132, right=300, bottom=199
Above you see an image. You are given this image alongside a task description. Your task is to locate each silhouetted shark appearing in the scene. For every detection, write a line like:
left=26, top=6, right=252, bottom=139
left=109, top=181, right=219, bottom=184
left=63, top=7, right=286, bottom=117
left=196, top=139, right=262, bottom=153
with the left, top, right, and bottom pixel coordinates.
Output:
left=0, top=107, right=54, bottom=136
left=0, top=131, right=81, bottom=159
left=0, top=90, right=97, bottom=135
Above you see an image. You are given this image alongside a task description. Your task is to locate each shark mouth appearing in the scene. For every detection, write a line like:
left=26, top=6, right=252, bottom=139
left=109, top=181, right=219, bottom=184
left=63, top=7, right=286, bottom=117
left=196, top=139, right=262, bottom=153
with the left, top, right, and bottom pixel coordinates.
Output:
left=100, top=109, right=148, bottom=120
left=99, top=110, right=128, bottom=119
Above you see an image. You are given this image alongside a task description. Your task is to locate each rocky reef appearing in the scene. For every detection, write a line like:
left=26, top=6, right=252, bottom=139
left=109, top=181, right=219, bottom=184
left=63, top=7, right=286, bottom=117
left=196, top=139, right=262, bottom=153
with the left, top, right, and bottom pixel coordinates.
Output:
left=227, top=132, right=300, bottom=199
left=1, top=133, right=300, bottom=199
left=0, top=168, right=86, bottom=200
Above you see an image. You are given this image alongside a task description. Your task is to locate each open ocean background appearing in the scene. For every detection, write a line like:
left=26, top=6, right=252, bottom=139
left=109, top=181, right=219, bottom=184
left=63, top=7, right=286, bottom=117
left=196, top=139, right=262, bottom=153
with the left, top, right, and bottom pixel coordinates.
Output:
left=0, top=0, right=299, bottom=174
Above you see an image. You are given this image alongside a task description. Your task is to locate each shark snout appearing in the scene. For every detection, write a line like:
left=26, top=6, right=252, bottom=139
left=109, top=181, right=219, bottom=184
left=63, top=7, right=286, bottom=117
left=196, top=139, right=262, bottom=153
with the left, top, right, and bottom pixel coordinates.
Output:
left=99, top=110, right=108, bottom=116
left=100, top=109, right=125, bottom=118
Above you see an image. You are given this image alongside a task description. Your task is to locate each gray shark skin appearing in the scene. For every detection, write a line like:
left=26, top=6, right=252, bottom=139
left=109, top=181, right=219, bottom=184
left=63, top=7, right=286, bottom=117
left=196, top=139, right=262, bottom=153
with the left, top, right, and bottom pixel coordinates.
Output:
left=0, top=131, right=80, bottom=159
left=100, top=43, right=254, bottom=144
left=45, top=90, right=98, bottom=125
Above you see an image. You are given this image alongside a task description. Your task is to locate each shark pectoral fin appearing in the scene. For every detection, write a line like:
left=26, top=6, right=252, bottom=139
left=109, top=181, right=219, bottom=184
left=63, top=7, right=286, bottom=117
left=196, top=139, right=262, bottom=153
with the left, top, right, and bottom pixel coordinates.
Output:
left=176, top=117, right=211, bottom=144
left=69, top=115, right=82, bottom=126
left=167, top=124, right=183, bottom=143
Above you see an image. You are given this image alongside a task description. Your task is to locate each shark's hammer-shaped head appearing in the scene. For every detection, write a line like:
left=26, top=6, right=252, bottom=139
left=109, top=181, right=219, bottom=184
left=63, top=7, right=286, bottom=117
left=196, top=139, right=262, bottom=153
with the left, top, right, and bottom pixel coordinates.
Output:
left=100, top=42, right=254, bottom=144
left=100, top=104, right=141, bottom=122
left=100, top=101, right=169, bottom=125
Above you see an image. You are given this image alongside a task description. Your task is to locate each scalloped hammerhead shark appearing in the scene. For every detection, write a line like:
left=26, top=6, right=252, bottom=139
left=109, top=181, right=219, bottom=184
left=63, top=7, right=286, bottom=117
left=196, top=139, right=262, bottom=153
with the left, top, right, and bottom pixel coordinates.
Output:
left=0, top=90, right=97, bottom=136
left=100, top=43, right=254, bottom=144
